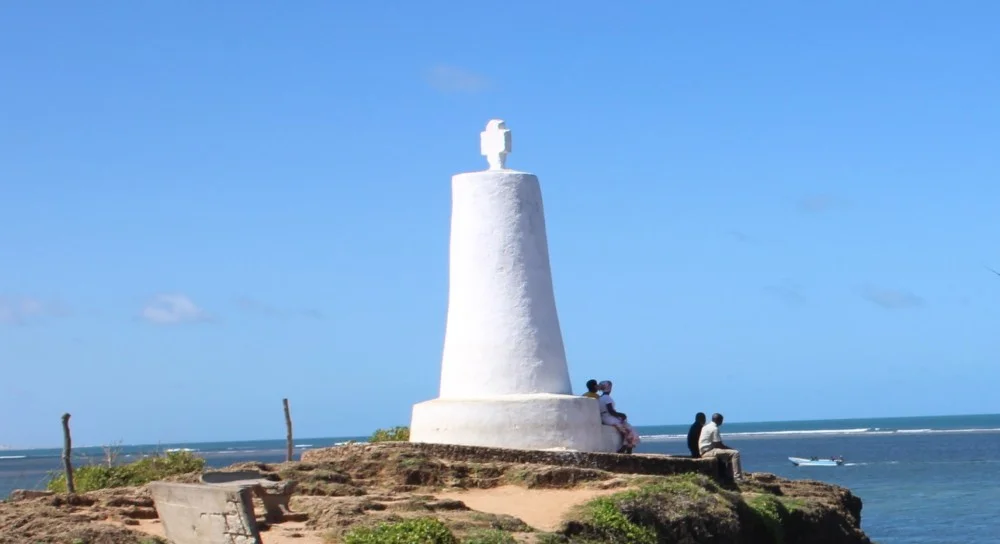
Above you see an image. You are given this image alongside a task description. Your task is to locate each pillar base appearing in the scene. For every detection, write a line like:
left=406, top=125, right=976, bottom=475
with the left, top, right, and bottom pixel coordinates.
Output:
left=409, top=394, right=622, bottom=453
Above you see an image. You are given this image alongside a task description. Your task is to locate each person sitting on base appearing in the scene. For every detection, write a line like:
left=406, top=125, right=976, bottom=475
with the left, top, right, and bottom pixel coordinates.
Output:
left=698, top=413, right=745, bottom=480
left=688, top=412, right=707, bottom=458
left=597, top=380, right=641, bottom=454
left=582, top=379, right=600, bottom=399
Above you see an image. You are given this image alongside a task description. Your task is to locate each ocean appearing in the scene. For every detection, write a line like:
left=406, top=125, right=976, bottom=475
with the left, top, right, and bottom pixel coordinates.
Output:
left=2, top=414, right=999, bottom=544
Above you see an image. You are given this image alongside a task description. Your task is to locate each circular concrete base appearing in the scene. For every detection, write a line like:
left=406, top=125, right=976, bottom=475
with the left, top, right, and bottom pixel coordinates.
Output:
left=409, top=394, right=622, bottom=453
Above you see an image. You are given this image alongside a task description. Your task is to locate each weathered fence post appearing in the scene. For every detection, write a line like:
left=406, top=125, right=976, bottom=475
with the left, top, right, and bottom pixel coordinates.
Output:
left=283, top=398, right=293, bottom=462
left=61, top=413, right=75, bottom=494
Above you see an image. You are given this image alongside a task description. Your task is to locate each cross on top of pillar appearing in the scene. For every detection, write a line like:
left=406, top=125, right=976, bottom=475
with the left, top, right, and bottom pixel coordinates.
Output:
left=480, top=119, right=512, bottom=170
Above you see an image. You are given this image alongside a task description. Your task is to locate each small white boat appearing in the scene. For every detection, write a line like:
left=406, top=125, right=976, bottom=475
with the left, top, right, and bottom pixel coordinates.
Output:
left=789, top=456, right=844, bottom=467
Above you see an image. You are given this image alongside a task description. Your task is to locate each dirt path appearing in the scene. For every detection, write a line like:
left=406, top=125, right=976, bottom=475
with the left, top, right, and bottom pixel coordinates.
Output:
left=434, top=485, right=617, bottom=532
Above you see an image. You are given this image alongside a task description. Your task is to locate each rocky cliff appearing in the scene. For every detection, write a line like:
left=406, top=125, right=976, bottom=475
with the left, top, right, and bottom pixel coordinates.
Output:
left=0, top=442, right=872, bottom=543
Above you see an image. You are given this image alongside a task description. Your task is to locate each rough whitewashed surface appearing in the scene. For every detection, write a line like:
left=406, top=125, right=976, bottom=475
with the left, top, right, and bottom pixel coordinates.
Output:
left=411, top=120, right=617, bottom=452
left=149, top=482, right=261, bottom=544
left=439, top=169, right=571, bottom=398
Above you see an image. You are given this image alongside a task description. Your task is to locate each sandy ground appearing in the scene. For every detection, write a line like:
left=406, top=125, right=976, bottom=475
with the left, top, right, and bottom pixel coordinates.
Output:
left=435, top=485, right=617, bottom=532
left=106, top=485, right=615, bottom=540
left=118, top=519, right=326, bottom=544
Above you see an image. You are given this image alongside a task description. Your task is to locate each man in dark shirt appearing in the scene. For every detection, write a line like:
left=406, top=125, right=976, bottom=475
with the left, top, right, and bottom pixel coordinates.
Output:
left=687, top=412, right=707, bottom=457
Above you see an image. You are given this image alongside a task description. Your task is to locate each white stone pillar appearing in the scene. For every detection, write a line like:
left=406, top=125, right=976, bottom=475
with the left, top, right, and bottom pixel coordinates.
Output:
left=439, top=168, right=571, bottom=398
left=409, top=120, right=620, bottom=452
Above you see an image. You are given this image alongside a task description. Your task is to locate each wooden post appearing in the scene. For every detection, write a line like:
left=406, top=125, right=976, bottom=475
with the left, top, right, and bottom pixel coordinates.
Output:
left=61, top=413, right=75, bottom=494
left=283, top=398, right=293, bottom=462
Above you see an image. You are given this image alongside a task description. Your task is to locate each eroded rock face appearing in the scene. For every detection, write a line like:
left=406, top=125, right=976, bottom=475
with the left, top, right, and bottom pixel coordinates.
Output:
left=7, top=489, right=54, bottom=501
left=563, top=472, right=870, bottom=544
left=0, top=487, right=159, bottom=544
left=0, top=442, right=872, bottom=544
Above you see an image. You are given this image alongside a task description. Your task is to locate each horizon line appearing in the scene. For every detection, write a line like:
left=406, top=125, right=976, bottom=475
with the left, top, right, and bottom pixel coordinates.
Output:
left=4, top=412, right=998, bottom=452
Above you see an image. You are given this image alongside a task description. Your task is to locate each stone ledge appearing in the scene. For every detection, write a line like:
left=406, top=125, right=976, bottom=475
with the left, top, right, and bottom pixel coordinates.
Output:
left=301, top=441, right=720, bottom=479
left=8, top=489, right=55, bottom=501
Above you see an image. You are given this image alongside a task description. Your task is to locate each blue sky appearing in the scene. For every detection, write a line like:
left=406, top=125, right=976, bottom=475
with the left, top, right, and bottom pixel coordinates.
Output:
left=2, top=2, right=998, bottom=448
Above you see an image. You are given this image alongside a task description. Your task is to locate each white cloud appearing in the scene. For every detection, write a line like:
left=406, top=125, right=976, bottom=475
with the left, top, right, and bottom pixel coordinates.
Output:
left=425, top=64, right=491, bottom=93
left=141, top=294, right=209, bottom=325
left=0, top=297, right=68, bottom=325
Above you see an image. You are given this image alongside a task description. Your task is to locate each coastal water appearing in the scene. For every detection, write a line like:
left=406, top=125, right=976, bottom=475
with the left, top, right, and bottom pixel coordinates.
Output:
left=3, top=414, right=999, bottom=543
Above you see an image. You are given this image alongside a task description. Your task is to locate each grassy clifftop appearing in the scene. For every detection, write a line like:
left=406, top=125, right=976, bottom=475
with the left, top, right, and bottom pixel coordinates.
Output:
left=0, top=441, right=871, bottom=544
left=562, top=472, right=868, bottom=544
left=295, top=442, right=871, bottom=543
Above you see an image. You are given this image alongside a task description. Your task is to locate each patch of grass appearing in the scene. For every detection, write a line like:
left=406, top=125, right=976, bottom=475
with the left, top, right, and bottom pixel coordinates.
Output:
left=399, top=455, right=431, bottom=469
left=745, top=494, right=790, bottom=544
left=343, top=517, right=458, bottom=544
left=296, top=480, right=366, bottom=497
left=612, top=472, right=735, bottom=521
left=46, top=451, right=205, bottom=493
left=501, top=467, right=532, bottom=485
left=566, top=473, right=744, bottom=542
left=620, top=472, right=721, bottom=498
left=304, top=468, right=352, bottom=483
left=580, top=498, right=656, bottom=544
left=283, top=465, right=363, bottom=497
left=461, top=528, right=517, bottom=543
left=370, top=426, right=411, bottom=443
left=778, top=496, right=808, bottom=512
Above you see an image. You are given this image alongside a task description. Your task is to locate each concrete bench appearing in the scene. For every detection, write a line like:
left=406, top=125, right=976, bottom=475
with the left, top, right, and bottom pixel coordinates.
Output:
left=149, top=482, right=262, bottom=544
left=686, top=453, right=734, bottom=484
left=200, top=470, right=297, bottom=523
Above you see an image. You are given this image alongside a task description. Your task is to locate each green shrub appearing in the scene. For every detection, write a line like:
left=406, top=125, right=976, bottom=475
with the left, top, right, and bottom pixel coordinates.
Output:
left=343, top=517, right=457, bottom=544
left=369, top=426, right=410, bottom=443
left=47, top=451, right=205, bottom=493
left=462, top=529, right=517, bottom=544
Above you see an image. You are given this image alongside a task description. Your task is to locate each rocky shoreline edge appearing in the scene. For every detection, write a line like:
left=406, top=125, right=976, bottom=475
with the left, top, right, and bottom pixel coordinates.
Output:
left=0, top=442, right=872, bottom=543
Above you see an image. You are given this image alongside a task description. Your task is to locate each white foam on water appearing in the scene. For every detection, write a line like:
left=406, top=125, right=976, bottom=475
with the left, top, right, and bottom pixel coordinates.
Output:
left=640, top=426, right=1000, bottom=441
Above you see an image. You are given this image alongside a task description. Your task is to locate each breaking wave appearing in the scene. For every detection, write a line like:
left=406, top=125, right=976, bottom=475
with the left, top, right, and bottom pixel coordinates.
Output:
left=639, top=427, right=1000, bottom=442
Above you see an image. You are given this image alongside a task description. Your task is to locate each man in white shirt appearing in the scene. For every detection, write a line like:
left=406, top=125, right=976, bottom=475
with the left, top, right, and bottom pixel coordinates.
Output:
left=698, top=413, right=744, bottom=481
